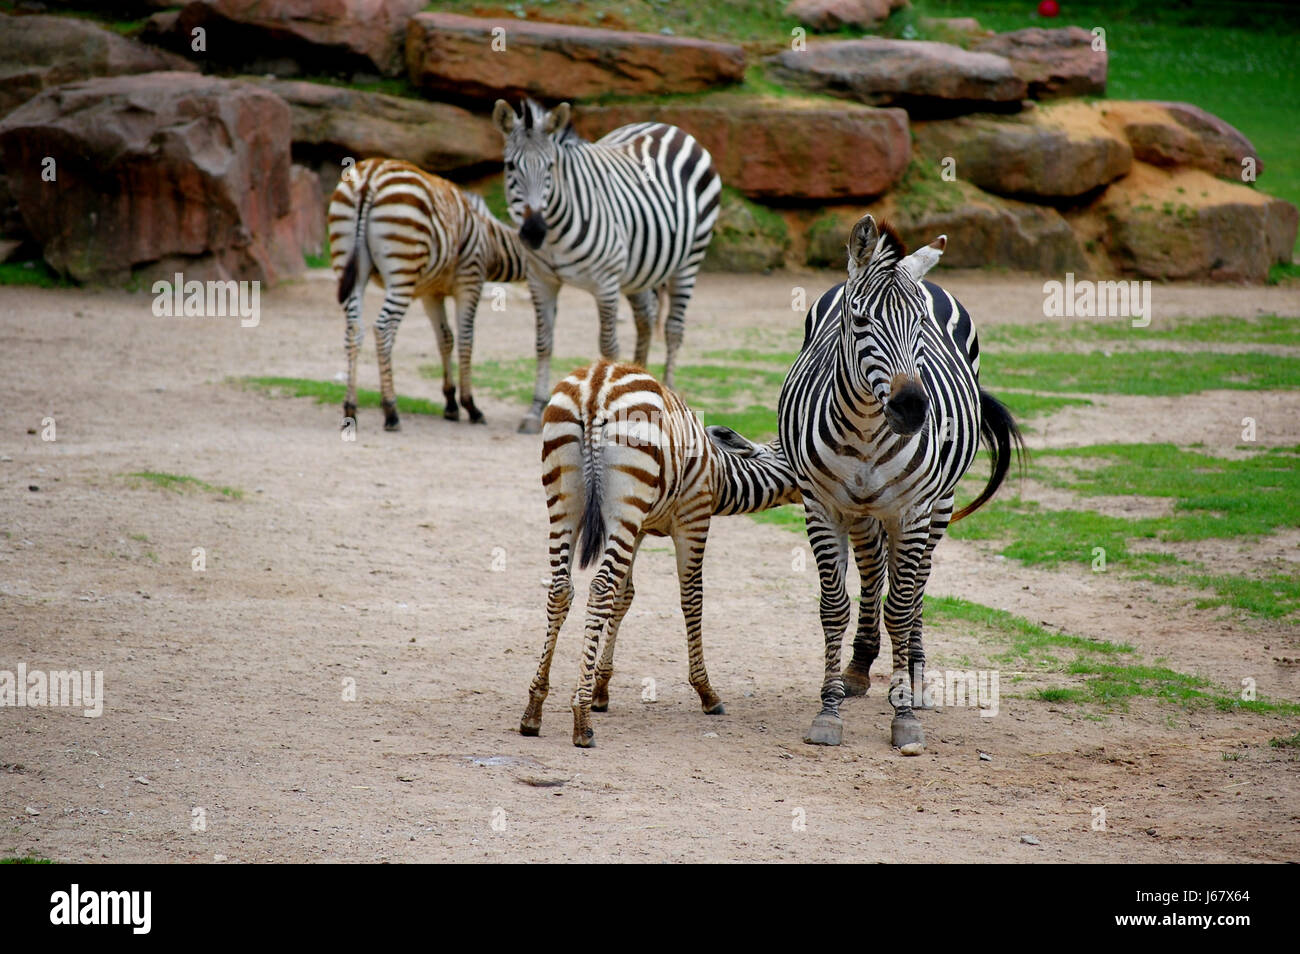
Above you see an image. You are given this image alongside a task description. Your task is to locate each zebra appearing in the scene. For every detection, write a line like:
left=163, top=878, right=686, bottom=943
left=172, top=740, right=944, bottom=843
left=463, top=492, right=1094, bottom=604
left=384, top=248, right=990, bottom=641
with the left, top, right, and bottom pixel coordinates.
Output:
left=522, top=360, right=801, bottom=747
left=776, top=214, right=1023, bottom=754
left=329, top=158, right=529, bottom=431
left=491, top=99, right=722, bottom=435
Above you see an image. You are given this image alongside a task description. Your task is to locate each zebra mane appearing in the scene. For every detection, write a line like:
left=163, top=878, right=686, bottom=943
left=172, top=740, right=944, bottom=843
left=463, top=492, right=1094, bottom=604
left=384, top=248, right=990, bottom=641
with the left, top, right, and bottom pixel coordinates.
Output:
left=519, top=98, right=585, bottom=144
left=873, top=220, right=907, bottom=271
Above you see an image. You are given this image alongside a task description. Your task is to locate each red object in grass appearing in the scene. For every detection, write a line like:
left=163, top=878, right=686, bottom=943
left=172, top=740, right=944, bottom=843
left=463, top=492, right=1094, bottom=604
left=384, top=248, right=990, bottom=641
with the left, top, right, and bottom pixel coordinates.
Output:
left=1038, top=0, right=1060, bottom=15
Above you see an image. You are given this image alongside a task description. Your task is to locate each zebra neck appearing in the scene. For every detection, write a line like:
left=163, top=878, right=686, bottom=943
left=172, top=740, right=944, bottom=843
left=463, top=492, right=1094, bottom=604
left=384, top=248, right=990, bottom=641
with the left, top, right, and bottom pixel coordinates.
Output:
left=712, top=444, right=799, bottom=516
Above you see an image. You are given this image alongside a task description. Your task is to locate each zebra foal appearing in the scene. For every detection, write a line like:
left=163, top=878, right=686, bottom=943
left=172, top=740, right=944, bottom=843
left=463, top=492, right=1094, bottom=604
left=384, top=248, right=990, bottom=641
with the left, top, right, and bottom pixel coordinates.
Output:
left=329, top=158, right=528, bottom=431
left=492, top=100, right=721, bottom=434
left=778, top=215, right=1023, bottom=753
left=522, top=360, right=800, bottom=747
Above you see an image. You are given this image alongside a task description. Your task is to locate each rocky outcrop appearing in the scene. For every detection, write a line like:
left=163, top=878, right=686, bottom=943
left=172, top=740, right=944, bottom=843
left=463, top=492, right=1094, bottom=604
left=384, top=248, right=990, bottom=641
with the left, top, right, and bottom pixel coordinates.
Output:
left=244, top=78, right=500, bottom=192
left=912, top=102, right=1132, bottom=199
left=1087, top=163, right=1296, bottom=282
left=406, top=13, right=746, bottom=102
left=1097, top=101, right=1262, bottom=180
left=0, top=72, right=305, bottom=284
left=0, top=14, right=196, bottom=117
left=785, top=0, right=908, bottom=31
left=574, top=97, right=909, bottom=201
left=805, top=178, right=1087, bottom=274
left=974, top=27, right=1107, bottom=99
left=703, top=190, right=790, bottom=273
left=767, top=38, right=1025, bottom=114
left=144, top=0, right=425, bottom=76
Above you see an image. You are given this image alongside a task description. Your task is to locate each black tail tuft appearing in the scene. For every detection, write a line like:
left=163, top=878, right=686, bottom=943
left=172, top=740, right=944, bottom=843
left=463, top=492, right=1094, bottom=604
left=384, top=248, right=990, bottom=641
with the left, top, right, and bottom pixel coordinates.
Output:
left=952, top=389, right=1025, bottom=522
left=578, top=481, right=605, bottom=570
left=337, top=251, right=357, bottom=305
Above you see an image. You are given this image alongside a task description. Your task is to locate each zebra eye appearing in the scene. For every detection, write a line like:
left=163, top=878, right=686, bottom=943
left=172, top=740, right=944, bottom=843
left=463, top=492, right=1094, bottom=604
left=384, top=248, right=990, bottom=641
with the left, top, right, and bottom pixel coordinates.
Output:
left=505, top=161, right=516, bottom=172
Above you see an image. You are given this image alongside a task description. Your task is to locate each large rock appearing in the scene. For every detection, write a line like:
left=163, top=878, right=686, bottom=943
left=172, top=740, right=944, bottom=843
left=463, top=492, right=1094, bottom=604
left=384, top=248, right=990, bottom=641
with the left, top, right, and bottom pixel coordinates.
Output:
left=974, top=27, right=1106, bottom=99
left=1096, top=101, right=1262, bottom=180
left=244, top=78, right=500, bottom=193
left=0, top=14, right=197, bottom=117
left=1090, top=162, right=1296, bottom=282
left=704, top=190, right=789, bottom=273
left=0, top=72, right=302, bottom=284
left=271, top=164, right=326, bottom=272
left=805, top=179, right=1087, bottom=274
left=785, top=0, right=907, bottom=31
left=912, top=101, right=1132, bottom=199
left=145, top=0, right=425, bottom=76
left=406, top=13, right=746, bottom=101
left=574, top=97, right=909, bottom=201
left=767, top=38, right=1025, bottom=114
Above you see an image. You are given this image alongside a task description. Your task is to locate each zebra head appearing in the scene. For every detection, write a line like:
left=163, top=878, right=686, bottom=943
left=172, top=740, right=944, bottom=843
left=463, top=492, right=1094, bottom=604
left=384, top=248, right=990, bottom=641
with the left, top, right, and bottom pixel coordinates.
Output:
left=843, top=214, right=945, bottom=437
left=492, top=99, right=572, bottom=251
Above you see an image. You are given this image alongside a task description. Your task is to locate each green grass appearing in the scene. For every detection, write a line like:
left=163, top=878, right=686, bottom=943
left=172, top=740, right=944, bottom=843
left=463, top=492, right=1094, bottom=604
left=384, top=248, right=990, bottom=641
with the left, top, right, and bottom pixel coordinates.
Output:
left=0, top=856, right=53, bottom=864
left=924, top=594, right=1298, bottom=715
left=982, top=350, right=1300, bottom=396
left=244, top=376, right=443, bottom=417
left=304, top=251, right=332, bottom=270
left=983, top=314, right=1300, bottom=349
left=1269, top=263, right=1300, bottom=285
left=125, top=472, right=243, bottom=500
left=1270, top=731, right=1300, bottom=748
left=0, top=260, right=71, bottom=289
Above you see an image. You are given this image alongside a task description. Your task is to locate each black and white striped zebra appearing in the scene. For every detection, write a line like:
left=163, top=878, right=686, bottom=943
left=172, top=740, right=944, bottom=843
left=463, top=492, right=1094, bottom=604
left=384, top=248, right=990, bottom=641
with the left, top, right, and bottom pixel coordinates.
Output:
left=330, top=158, right=529, bottom=431
left=777, top=215, right=1023, bottom=753
left=491, top=99, right=722, bottom=434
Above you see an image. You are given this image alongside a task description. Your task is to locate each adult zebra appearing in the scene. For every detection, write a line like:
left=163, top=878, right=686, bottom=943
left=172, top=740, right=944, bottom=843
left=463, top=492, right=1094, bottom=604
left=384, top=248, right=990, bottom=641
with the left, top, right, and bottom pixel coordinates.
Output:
left=491, top=99, right=721, bottom=434
left=777, top=215, right=1023, bottom=754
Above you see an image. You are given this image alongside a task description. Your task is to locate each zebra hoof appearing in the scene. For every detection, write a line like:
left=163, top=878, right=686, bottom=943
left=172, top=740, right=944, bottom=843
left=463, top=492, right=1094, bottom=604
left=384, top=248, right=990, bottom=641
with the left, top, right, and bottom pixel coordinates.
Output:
left=443, top=407, right=460, bottom=422
left=572, top=727, right=595, bottom=748
left=891, top=714, right=925, bottom=754
left=342, top=402, right=357, bottom=423
left=519, top=721, right=540, bottom=737
left=842, top=666, right=871, bottom=697
left=517, top=415, right=542, bottom=435
left=704, top=701, right=726, bottom=715
left=590, top=701, right=608, bottom=713
left=804, top=712, right=843, bottom=746
left=383, top=418, right=401, bottom=432
left=469, top=410, right=486, bottom=425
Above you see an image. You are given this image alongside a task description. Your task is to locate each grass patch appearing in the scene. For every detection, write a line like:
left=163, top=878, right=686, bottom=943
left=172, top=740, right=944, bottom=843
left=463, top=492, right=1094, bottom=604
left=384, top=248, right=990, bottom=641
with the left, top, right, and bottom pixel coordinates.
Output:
left=304, top=251, right=332, bottom=270
left=981, top=350, right=1300, bottom=396
left=982, top=314, right=1300, bottom=349
left=1268, top=262, right=1300, bottom=286
left=125, top=472, right=243, bottom=500
left=1270, top=731, right=1300, bottom=748
left=244, top=376, right=443, bottom=417
left=0, top=260, right=71, bottom=289
left=0, top=856, right=53, bottom=864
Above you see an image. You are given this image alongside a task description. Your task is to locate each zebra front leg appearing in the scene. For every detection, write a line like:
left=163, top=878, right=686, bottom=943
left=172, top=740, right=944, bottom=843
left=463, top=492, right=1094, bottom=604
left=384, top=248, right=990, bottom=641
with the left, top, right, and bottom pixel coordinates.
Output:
left=521, top=538, right=575, bottom=736
left=520, top=269, right=560, bottom=434
left=661, top=272, right=697, bottom=391
left=373, top=290, right=411, bottom=431
left=883, top=519, right=933, bottom=754
left=674, top=519, right=725, bottom=715
left=805, top=509, right=852, bottom=745
left=908, top=498, right=953, bottom=711
left=572, top=557, right=632, bottom=747
left=453, top=276, right=486, bottom=424
left=343, top=293, right=363, bottom=427
left=844, top=518, right=886, bottom=697
left=627, top=288, right=657, bottom=371
left=422, top=294, right=458, bottom=421
left=593, top=535, right=642, bottom=712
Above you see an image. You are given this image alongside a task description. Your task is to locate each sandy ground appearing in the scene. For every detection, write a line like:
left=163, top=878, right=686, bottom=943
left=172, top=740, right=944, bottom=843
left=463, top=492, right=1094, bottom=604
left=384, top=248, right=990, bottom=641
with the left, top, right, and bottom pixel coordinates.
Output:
left=2, top=269, right=1298, bottom=863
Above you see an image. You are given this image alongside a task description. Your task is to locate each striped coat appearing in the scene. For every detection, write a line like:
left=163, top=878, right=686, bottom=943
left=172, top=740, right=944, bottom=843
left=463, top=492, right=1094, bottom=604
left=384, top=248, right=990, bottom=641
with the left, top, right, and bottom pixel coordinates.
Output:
left=329, top=158, right=528, bottom=430
left=521, top=360, right=800, bottom=747
left=492, top=100, right=721, bottom=433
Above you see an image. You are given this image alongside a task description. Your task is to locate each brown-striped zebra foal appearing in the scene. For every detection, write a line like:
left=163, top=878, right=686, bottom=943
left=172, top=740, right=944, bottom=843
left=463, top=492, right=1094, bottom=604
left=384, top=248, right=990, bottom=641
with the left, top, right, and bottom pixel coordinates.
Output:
left=330, top=158, right=527, bottom=430
left=522, top=360, right=800, bottom=747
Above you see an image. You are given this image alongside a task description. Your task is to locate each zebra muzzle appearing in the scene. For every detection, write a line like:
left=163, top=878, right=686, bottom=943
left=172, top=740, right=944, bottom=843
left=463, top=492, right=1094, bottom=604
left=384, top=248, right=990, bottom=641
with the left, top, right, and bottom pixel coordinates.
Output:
left=520, top=210, right=547, bottom=250
left=884, top=378, right=928, bottom=436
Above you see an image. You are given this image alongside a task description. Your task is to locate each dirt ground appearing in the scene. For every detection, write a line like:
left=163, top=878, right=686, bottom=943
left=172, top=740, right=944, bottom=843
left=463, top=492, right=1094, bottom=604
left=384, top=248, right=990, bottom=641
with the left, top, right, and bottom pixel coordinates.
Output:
left=2, top=269, right=1299, bottom=863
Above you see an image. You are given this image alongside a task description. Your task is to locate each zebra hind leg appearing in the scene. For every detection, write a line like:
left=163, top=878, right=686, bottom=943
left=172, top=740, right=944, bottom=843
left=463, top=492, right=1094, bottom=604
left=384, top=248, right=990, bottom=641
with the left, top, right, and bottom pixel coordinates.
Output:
left=521, top=541, right=575, bottom=737
left=423, top=294, right=459, bottom=421
left=661, top=271, right=697, bottom=391
left=373, top=289, right=412, bottom=431
left=627, top=289, right=657, bottom=371
left=593, top=537, right=641, bottom=711
left=571, top=556, right=632, bottom=747
left=674, top=519, right=724, bottom=715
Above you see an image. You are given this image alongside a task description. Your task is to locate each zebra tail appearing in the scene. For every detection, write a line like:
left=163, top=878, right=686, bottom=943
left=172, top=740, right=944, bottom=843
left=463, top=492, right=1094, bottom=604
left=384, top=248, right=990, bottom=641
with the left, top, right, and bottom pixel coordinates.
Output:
left=951, top=389, right=1025, bottom=523
left=577, top=417, right=607, bottom=570
left=336, top=177, right=371, bottom=305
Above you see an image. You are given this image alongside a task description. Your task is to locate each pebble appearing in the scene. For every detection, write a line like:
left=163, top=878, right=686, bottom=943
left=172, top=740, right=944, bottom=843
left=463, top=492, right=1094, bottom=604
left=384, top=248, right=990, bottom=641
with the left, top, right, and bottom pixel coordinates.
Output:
left=1020, top=834, right=1040, bottom=845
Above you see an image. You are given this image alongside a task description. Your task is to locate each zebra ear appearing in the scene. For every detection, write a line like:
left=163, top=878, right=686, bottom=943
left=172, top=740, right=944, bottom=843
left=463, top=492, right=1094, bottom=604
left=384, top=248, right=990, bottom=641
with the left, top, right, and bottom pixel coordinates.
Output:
left=901, top=234, right=947, bottom=281
left=492, top=99, right=516, bottom=135
left=545, top=102, right=572, bottom=136
left=706, top=425, right=758, bottom=458
left=846, top=214, right=879, bottom=275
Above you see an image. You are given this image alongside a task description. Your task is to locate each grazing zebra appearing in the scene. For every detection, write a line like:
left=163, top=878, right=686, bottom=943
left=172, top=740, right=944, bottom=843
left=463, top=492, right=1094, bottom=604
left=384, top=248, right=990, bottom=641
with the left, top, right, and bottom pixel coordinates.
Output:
left=522, top=360, right=800, bottom=747
left=329, top=158, right=528, bottom=431
left=491, top=99, right=722, bottom=434
left=777, top=215, right=1023, bottom=754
